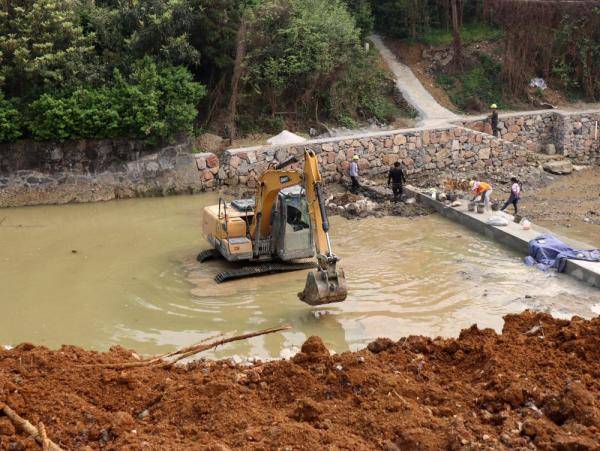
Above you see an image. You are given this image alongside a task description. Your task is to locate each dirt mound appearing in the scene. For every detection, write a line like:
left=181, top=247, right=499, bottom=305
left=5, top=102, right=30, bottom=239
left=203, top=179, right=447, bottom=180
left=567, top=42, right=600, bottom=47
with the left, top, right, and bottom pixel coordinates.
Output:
left=1, top=311, right=600, bottom=449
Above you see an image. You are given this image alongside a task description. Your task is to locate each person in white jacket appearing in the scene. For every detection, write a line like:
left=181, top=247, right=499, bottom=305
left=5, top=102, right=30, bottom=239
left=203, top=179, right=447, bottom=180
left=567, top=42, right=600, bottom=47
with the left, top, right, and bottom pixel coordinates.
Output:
left=349, top=155, right=360, bottom=193
left=500, top=177, right=522, bottom=214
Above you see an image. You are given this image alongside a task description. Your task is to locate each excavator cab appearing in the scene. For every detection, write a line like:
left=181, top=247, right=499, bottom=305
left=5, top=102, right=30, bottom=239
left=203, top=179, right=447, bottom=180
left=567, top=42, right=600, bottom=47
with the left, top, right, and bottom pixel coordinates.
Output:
left=272, top=186, right=314, bottom=261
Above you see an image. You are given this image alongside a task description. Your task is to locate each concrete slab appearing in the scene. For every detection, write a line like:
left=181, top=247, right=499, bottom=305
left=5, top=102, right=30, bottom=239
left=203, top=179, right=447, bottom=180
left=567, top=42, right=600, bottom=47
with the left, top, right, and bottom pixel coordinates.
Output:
left=405, top=187, right=600, bottom=289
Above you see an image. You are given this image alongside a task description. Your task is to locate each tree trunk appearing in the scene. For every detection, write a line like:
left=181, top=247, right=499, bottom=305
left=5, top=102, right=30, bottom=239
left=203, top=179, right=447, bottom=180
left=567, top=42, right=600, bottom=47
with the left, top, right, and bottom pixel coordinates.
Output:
left=225, top=19, right=248, bottom=141
left=451, top=0, right=463, bottom=69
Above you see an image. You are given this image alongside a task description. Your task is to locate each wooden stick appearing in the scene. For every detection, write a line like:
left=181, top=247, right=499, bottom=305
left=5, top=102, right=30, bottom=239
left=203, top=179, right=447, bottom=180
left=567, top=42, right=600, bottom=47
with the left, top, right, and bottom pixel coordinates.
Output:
left=38, top=422, right=49, bottom=451
left=0, top=404, right=63, bottom=451
left=158, top=324, right=291, bottom=367
left=82, top=326, right=290, bottom=370
left=79, top=333, right=227, bottom=369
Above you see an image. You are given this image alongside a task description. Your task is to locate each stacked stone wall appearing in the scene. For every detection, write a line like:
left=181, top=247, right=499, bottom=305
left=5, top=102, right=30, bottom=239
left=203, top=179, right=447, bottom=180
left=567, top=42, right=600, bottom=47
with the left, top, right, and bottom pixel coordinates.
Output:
left=459, top=110, right=599, bottom=164
left=0, top=140, right=217, bottom=207
left=219, top=126, right=539, bottom=189
left=1, top=108, right=597, bottom=208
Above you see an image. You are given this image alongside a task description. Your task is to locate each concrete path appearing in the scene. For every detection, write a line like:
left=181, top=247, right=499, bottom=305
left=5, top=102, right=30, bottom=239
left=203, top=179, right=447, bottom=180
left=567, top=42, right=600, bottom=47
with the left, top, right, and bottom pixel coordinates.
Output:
left=371, top=34, right=458, bottom=127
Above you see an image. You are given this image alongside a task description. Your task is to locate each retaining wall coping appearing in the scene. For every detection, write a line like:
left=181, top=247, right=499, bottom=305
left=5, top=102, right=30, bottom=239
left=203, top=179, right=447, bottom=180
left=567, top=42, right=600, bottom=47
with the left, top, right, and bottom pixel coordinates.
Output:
left=225, top=124, right=460, bottom=156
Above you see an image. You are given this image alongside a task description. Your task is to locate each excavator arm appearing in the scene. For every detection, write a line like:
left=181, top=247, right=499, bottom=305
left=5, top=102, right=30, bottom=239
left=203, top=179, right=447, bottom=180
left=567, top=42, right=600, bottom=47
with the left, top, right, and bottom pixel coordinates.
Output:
left=298, top=149, right=348, bottom=305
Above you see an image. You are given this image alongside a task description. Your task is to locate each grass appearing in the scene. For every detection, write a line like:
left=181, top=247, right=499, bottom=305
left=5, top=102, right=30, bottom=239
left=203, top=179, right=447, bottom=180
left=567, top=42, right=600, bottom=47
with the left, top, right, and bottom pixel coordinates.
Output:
left=434, top=53, right=504, bottom=112
left=419, top=24, right=503, bottom=46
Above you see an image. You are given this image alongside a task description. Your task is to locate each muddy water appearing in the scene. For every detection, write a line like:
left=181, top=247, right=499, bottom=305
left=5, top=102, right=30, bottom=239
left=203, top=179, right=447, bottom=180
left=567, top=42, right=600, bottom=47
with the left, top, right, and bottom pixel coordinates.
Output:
left=1, top=194, right=599, bottom=359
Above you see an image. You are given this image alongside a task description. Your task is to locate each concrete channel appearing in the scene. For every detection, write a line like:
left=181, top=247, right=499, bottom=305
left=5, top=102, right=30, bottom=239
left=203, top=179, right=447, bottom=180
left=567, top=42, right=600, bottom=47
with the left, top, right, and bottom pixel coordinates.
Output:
left=403, top=187, right=600, bottom=289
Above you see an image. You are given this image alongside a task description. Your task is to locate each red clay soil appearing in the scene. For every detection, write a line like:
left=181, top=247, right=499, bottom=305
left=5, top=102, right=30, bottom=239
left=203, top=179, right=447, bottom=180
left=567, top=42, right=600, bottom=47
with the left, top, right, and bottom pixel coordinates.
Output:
left=1, top=311, right=600, bottom=450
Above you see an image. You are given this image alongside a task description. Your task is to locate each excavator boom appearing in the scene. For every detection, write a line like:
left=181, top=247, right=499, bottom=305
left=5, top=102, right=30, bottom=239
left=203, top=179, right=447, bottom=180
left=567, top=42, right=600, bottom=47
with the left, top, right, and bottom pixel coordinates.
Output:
left=298, top=150, right=348, bottom=305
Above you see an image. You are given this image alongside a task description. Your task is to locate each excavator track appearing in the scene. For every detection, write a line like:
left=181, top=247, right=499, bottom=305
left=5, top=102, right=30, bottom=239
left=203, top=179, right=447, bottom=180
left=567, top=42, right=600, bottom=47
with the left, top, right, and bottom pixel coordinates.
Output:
left=215, top=262, right=317, bottom=284
left=197, top=249, right=221, bottom=263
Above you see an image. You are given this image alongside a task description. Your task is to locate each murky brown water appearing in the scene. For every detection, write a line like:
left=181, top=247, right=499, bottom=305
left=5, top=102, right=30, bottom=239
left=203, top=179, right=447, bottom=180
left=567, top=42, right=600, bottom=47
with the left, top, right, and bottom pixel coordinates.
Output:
left=1, top=194, right=599, bottom=359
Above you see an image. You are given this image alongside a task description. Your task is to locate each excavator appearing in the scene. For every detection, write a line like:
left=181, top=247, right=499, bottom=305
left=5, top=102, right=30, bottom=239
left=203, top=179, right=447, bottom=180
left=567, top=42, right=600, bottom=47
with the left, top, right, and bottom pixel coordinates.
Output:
left=198, top=149, right=347, bottom=306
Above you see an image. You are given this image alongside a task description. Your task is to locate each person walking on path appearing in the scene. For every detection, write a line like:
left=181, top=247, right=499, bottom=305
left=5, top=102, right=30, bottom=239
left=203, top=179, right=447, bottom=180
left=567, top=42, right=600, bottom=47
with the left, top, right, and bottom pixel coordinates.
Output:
left=349, top=155, right=360, bottom=193
left=470, top=179, right=493, bottom=211
left=500, top=177, right=522, bottom=215
left=489, top=104, right=499, bottom=137
left=387, top=161, right=406, bottom=201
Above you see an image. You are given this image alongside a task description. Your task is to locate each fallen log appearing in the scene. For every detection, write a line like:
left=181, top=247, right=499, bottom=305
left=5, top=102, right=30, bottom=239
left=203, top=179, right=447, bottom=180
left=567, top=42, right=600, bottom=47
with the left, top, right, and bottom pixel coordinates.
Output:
left=0, top=404, right=63, bottom=451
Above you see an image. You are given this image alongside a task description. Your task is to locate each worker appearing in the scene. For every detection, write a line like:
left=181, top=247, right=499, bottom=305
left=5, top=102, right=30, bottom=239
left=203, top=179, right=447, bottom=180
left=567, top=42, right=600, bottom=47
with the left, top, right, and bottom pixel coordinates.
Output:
left=489, top=104, right=499, bottom=137
left=470, top=179, right=493, bottom=211
left=387, top=161, right=406, bottom=201
left=500, top=177, right=522, bottom=215
left=349, top=155, right=360, bottom=193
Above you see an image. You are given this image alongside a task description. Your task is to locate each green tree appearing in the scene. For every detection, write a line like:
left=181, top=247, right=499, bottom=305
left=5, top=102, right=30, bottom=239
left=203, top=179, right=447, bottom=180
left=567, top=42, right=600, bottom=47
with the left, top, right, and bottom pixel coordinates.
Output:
left=0, top=92, right=22, bottom=142
left=0, top=0, right=96, bottom=98
left=246, top=0, right=362, bottom=119
left=27, top=57, right=206, bottom=143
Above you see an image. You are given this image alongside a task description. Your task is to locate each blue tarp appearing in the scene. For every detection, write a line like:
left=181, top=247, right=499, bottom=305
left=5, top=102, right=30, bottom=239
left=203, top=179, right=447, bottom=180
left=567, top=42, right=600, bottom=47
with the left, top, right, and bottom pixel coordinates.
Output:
left=526, top=235, right=600, bottom=273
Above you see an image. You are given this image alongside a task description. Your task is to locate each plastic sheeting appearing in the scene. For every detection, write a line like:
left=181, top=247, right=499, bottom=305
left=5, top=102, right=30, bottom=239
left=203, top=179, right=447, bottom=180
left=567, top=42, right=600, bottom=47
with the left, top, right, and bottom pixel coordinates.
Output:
left=526, top=235, right=600, bottom=273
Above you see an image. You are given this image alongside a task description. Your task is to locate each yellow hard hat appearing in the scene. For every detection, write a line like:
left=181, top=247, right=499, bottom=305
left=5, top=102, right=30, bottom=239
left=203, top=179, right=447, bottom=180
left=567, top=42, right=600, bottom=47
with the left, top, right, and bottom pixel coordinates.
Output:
left=352, top=155, right=359, bottom=160
left=490, top=104, right=498, bottom=109
left=469, top=180, right=475, bottom=188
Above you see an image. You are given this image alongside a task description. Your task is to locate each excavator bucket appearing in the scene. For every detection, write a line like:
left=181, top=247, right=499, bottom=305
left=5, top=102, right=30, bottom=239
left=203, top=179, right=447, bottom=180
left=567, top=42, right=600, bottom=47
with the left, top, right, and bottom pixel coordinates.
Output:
left=298, top=267, right=348, bottom=306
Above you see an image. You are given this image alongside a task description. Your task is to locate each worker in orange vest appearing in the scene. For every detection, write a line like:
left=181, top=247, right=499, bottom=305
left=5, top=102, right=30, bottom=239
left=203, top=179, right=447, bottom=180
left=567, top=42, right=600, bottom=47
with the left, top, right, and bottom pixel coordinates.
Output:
left=470, top=179, right=493, bottom=211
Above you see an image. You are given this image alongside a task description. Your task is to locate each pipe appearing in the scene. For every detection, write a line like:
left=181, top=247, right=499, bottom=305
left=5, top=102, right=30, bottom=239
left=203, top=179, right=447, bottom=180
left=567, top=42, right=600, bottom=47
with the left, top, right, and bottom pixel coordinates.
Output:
left=315, top=184, right=329, bottom=233
left=275, top=156, right=298, bottom=170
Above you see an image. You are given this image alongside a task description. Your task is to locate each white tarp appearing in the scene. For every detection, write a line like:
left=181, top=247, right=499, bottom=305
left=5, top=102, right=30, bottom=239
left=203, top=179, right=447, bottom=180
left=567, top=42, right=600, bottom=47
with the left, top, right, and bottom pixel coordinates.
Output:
left=267, top=130, right=307, bottom=145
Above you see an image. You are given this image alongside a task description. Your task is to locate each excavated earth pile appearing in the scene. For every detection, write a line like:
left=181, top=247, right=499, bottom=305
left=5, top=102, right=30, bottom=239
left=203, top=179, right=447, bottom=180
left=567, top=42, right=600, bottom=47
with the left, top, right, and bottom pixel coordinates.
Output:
left=1, top=311, right=600, bottom=450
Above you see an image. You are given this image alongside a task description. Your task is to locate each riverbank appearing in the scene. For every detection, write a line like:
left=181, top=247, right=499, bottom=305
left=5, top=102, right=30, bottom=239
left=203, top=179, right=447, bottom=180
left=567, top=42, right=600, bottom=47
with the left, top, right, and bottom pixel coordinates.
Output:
left=1, top=310, right=599, bottom=449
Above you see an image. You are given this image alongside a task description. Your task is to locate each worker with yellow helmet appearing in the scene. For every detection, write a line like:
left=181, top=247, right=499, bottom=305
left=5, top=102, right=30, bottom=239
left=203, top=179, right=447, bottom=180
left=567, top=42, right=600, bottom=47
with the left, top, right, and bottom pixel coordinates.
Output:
left=470, top=178, right=493, bottom=211
left=489, top=104, right=499, bottom=137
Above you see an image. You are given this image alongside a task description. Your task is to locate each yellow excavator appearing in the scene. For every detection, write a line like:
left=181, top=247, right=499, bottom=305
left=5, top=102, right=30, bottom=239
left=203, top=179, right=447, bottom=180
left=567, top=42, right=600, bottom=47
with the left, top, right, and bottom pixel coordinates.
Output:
left=199, top=149, right=347, bottom=306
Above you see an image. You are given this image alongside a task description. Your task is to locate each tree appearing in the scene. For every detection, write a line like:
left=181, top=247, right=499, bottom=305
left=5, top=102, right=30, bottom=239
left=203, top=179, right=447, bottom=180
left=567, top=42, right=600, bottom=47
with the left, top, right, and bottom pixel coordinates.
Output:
left=0, top=0, right=96, bottom=99
left=0, top=92, right=22, bottom=142
left=450, top=0, right=463, bottom=68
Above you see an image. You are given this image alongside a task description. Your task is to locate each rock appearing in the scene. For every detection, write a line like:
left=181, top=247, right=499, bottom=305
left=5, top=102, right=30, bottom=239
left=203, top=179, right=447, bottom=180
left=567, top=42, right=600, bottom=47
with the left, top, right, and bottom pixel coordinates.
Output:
left=543, top=160, right=573, bottom=175
left=206, top=155, right=220, bottom=169
left=545, top=143, right=556, bottom=155
left=405, top=197, right=416, bottom=205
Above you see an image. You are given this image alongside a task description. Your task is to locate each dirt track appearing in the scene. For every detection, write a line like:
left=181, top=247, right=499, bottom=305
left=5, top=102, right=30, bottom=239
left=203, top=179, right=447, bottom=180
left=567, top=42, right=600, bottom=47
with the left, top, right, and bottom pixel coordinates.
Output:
left=518, top=167, right=600, bottom=246
left=1, top=311, right=600, bottom=450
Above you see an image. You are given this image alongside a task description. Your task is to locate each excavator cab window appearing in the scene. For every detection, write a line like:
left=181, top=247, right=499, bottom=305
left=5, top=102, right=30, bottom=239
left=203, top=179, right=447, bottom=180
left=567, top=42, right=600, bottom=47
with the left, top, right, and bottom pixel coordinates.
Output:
left=276, top=188, right=314, bottom=261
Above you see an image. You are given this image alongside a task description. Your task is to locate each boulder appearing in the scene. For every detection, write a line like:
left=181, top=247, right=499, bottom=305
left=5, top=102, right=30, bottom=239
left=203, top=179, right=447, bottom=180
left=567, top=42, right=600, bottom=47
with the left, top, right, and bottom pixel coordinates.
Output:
left=543, top=160, right=573, bottom=175
left=545, top=143, right=556, bottom=155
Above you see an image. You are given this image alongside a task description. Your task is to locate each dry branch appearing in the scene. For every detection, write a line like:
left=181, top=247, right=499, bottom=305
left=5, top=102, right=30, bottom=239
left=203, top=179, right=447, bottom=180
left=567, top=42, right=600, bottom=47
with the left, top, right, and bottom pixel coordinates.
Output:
left=81, top=325, right=290, bottom=370
left=0, top=404, right=63, bottom=451
left=158, top=324, right=291, bottom=368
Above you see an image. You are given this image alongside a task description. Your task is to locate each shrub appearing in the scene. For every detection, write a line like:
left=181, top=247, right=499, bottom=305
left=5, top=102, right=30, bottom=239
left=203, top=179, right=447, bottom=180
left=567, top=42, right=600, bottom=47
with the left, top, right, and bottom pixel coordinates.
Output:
left=27, top=58, right=205, bottom=142
left=0, top=94, right=22, bottom=142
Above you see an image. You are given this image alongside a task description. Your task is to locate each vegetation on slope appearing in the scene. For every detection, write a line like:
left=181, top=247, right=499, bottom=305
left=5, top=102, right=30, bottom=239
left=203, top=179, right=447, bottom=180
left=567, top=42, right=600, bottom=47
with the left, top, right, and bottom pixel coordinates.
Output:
left=372, top=0, right=600, bottom=112
left=0, top=0, right=397, bottom=144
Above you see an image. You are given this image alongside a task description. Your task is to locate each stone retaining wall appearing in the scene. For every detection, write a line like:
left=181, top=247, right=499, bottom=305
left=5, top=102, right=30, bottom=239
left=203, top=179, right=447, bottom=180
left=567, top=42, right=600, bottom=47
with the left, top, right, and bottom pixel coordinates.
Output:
left=459, top=110, right=600, bottom=164
left=219, top=125, right=540, bottom=189
left=1, top=108, right=598, bottom=208
left=0, top=139, right=218, bottom=207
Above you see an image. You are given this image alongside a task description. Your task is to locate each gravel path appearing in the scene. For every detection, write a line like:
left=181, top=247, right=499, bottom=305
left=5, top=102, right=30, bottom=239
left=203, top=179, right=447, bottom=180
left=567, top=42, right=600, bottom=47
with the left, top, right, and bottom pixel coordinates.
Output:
left=371, top=34, right=458, bottom=127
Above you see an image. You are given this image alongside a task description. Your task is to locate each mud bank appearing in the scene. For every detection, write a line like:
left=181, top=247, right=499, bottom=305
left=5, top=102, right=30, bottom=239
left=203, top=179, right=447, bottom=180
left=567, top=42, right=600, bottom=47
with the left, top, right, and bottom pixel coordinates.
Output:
left=1, top=311, right=599, bottom=450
